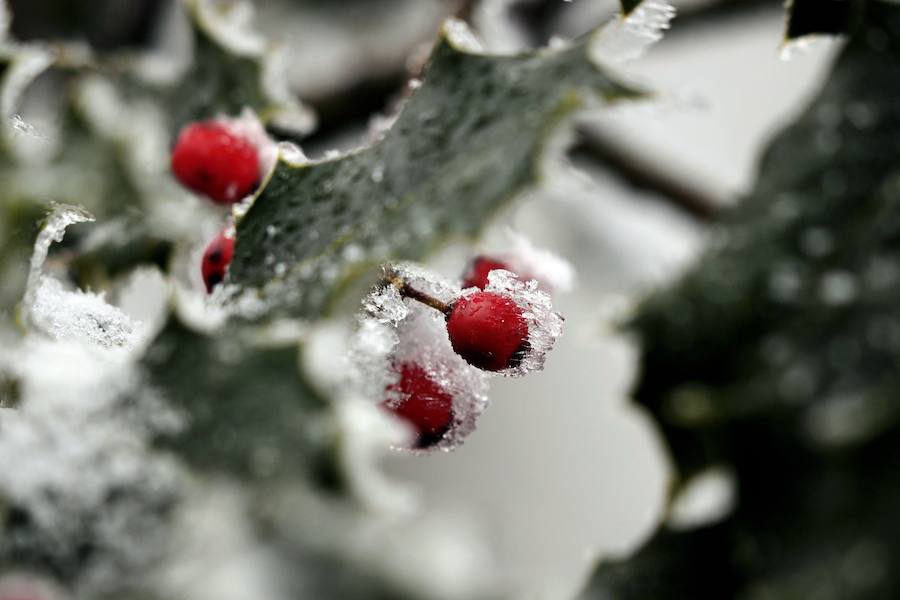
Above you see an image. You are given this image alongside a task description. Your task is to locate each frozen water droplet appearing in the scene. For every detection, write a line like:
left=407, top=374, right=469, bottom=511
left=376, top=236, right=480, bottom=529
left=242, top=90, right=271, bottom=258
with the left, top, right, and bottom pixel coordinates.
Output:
left=371, top=165, right=385, bottom=183
left=408, top=78, right=422, bottom=91
left=668, top=468, right=736, bottom=530
left=820, top=270, right=858, bottom=306
left=265, top=224, right=278, bottom=238
left=768, top=263, right=804, bottom=303
left=324, top=149, right=342, bottom=160
left=799, top=227, right=834, bottom=258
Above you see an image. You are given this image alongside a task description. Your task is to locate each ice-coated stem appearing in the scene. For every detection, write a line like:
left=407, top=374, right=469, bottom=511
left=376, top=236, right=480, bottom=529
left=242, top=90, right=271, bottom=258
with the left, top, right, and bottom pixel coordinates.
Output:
left=382, top=268, right=452, bottom=316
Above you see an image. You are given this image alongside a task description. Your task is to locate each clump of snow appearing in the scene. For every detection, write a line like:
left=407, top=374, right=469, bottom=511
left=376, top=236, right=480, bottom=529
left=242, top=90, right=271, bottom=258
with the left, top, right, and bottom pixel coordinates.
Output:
left=482, top=269, right=565, bottom=376
left=31, top=279, right=140, bottom=349
left=24, top=204, right=140, bottom=350
left=0, top=337, right=182, bottom=595
left=590, top=0, right=676, bottom=65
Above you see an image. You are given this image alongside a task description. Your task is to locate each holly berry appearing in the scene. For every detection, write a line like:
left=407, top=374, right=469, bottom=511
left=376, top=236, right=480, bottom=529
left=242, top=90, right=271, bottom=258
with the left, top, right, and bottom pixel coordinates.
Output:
left=383, top=363, right=454, bottom=448
left=446, top=291, right=529, bottom=371
left=201, top=227, right=235, bottom=293
left=171, top=121, right=260, bottom=204
left=461, top=256, right=513, bottom=290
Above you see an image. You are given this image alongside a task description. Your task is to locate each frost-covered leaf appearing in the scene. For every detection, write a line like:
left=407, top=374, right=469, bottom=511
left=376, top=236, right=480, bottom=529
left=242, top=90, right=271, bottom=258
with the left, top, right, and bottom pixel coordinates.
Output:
left=583, top=3, right=900, bottom=597
left=785, top=0, right=858, bottom=41
left=228, top=21, right=641, bottom=319
left=143, top=317, right=337, bottom=484
left=168, top=0, right=315, bottom=133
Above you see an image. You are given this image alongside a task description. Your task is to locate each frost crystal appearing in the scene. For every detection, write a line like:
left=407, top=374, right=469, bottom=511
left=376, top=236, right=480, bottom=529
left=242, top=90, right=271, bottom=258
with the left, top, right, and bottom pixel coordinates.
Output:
left=590, top=0, right=676, bottom=65
left=483, top=269, right=565, bottom=376
left=24, top=205, right=139, bottom=350
left=351, top=268, right=489, bottom=452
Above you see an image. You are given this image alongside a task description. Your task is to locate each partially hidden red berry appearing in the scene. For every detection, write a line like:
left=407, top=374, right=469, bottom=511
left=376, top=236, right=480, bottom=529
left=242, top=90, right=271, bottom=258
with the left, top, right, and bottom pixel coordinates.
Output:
left=201, top=228, right=235, bottom=293
left=446, top=291, right=529, bottom=372
left=462, top=256, right=513, bottom=290
left=171, top=121, right=260, bottom=204
left=383, top=363, right=454, bottom=449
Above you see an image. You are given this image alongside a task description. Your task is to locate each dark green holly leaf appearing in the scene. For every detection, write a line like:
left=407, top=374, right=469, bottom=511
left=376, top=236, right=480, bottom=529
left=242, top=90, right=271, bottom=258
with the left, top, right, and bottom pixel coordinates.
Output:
left=583, top=2, right=900, bottom=597
left=785, top=0, right=858, bottom=40
left=228, top=24, right=641, bottom=318
left=166, top=0, right=314, bottom=133
left=143, top=316, right=338, bottom=485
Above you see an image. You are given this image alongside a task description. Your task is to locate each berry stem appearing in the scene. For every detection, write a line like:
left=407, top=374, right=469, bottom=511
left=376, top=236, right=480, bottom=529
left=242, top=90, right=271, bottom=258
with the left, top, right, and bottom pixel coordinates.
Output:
left=383, top=268, right=452, bottom=315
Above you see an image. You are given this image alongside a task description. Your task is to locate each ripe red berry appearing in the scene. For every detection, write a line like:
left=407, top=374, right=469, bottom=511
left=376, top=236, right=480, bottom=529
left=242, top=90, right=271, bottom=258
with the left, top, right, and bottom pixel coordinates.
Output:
left=462, top=256, right=512, bottom=290
left=446, top=291, right=529, bottom=372
left=201, top=228, right=235, bottom=293
left=383, top=363, right=454, bottom=448
left=171, top=121, right=260, bottom=204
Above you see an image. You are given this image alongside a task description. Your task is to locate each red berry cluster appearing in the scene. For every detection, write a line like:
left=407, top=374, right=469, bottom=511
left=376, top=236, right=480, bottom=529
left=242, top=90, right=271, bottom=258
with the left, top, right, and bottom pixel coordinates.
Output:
left=170, top=117, right=268, bottom=294
left=371, top=260, right=564, bottom=451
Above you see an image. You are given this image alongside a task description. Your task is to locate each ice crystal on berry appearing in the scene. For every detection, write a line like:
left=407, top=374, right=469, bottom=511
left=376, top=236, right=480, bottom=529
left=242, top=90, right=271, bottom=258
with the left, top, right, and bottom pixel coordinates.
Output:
left=351, top=271, right=488, bottom=452
left=479, top=269, right=565, bottom=376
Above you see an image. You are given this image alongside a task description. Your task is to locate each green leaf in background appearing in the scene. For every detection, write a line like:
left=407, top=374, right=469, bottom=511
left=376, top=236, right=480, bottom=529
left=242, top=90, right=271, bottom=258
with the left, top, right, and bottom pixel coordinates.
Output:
left=582, top=1, right=900, bottom=597
left=228, top=23, right=641, bottom=319
left=785, top=0, right=859, bottom=40
left=143, top=316, right=337, bottom=485
left=168, top=0, right=315, bottom=133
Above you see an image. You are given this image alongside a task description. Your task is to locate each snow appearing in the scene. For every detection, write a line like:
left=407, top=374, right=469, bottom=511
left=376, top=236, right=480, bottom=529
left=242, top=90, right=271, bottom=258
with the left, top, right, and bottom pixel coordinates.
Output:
left=590, top=0, right=676, bottom=65
left=24, top=205, right=140, bottom=350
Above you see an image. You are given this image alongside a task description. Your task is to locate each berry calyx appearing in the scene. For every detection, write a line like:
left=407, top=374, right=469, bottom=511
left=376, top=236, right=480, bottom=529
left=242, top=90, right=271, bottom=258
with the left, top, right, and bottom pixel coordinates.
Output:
left=171, top=121, right=261, bottom=204
left=201, top=227, right=235, bottom=293
left=462, top=256, right=512, bottom=290
left=446, top=291, right=529, bottom=372
left=383, top=363, right=454, bottom=448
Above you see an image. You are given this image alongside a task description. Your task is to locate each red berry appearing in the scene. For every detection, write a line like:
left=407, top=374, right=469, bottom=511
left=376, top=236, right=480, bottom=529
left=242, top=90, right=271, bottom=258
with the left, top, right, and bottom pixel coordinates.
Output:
left=201, top=228, right=235, bottom=293
left=446, top=291, right=529, bottom=371
left=462, top=256, right=512, bottom=290
left=171, top=121, right=260, bottom=204
left=383, top=363, right=454, bottom=448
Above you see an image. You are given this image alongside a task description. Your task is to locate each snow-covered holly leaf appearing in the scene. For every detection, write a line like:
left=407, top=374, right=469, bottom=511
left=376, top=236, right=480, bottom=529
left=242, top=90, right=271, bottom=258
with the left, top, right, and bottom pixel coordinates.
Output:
left=228, top=21, right=641, bottom=319
left=582, top=2, right=900, bottom=597
left=143, top=316, right=338, bottom=484
left=785, top=0, right=857, bottom=40
left=167, top=0, right=314, bottom=133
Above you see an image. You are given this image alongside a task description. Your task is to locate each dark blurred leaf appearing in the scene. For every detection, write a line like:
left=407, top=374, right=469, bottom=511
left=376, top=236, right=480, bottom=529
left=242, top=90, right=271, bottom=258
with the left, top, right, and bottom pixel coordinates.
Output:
left=582, top=1, right=900, bottom=598
left=785, top=0, right=858, bottom=40
left=228, top=28, right=640, bottom=318
left=143, top=317, right=337, bottom=484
